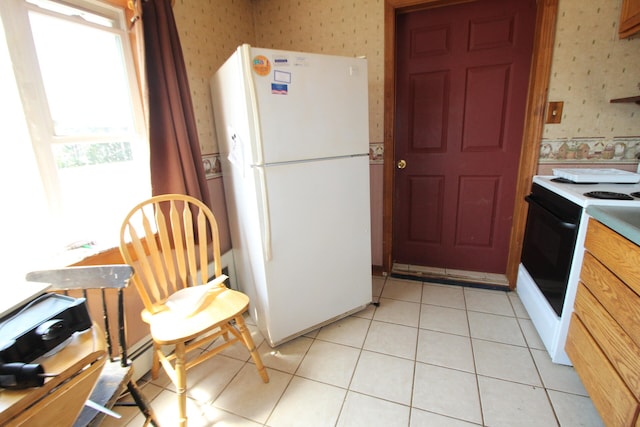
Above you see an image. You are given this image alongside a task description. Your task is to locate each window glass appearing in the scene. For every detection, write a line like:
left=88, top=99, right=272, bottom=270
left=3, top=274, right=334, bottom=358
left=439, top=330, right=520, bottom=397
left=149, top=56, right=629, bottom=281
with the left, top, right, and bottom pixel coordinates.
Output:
left=26, top=0, right=116, bottom=27
left=1, top=0, right=150, bottom=270
left=29, top=10, right=133, bottom=137
left=0, top=13, right=54, bottom=282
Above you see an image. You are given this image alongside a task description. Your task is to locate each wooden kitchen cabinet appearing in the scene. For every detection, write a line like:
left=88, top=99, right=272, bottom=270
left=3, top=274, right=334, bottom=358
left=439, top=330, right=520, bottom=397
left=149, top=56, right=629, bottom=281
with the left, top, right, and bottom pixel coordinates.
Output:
left=566, top=218, right=640, bottom=426
left=619, top=0, right=640, bottom=38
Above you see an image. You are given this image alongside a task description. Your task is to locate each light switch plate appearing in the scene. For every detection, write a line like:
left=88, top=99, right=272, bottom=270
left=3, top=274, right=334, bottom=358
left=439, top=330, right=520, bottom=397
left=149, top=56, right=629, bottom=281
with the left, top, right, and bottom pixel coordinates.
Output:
left=545, top=101, right=563, bottom=124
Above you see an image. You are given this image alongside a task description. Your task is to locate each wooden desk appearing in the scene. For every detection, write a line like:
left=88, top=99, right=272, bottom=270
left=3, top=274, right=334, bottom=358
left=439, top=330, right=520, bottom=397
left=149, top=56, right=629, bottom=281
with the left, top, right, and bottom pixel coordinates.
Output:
left=0, top=324, right=106, bottom=427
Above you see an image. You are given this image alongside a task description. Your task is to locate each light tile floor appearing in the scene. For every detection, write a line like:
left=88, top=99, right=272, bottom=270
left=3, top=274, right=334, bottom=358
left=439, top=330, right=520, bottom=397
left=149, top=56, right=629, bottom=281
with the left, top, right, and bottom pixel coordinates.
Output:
left=104, top=276, right=605, bottom=426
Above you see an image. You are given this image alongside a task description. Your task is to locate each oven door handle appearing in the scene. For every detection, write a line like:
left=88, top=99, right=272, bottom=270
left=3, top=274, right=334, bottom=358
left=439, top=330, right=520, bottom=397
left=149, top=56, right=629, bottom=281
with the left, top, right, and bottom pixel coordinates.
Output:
left=524, top=195, right=578, bottom=230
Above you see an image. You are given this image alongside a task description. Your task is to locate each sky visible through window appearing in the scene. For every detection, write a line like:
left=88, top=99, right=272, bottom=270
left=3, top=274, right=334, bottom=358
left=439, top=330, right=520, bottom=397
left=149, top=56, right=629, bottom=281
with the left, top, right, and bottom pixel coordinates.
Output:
left=29, top=9, right=134, bottom=153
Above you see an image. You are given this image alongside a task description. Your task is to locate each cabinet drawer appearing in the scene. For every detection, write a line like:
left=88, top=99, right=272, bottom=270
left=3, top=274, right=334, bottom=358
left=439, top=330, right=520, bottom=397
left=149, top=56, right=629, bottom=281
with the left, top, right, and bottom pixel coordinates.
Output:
left=566, top=314, right=639, bottom=426
left=581, top=252, right=640, bottom=350
left=585, top=218, right=640, bottom=296
left=574, top=282, right=640, bottom=399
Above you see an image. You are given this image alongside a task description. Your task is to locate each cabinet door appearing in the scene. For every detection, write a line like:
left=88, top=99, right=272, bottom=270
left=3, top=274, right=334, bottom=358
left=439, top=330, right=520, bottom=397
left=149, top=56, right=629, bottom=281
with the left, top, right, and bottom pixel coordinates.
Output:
left=574, top=279, right=640, bottom=398
left=566, top=314, right=639, bottom=427
left=620, top=0, right=640, bottom=38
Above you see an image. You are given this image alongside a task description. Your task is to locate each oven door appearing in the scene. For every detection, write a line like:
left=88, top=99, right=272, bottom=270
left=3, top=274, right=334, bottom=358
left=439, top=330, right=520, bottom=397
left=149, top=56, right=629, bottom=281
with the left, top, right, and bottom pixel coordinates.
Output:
left=521, top=184, right=582, bottom=316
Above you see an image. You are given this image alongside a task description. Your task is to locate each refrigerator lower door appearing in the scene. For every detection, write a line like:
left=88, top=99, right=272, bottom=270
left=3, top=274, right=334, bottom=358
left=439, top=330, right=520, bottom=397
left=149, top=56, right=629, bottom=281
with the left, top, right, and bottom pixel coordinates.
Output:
left=255, top=155, right=372, bottom=346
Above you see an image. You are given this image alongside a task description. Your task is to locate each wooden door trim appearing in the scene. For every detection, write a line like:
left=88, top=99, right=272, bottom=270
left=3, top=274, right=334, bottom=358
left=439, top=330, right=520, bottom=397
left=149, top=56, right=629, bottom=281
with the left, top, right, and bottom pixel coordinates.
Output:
left=383, top=0, right=559, bottom=288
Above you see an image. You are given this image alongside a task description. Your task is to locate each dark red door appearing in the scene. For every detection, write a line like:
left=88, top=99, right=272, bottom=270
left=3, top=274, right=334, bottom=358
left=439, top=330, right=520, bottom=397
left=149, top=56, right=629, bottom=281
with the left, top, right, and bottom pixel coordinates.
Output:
left=393, top=0, right=536, bottom=273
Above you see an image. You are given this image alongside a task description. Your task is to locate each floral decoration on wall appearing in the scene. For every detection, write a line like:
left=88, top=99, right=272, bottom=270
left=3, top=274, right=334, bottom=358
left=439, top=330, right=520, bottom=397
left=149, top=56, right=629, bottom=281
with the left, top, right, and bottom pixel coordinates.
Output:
left=539, top=137, right=640, bottom=162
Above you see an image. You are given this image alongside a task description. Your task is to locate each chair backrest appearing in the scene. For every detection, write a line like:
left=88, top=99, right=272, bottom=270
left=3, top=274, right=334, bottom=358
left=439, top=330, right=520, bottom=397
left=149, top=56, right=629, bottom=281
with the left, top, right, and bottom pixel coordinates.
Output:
left=119, top=194, right=222, bottom=317
left=25, top=265, right=134, bottom=365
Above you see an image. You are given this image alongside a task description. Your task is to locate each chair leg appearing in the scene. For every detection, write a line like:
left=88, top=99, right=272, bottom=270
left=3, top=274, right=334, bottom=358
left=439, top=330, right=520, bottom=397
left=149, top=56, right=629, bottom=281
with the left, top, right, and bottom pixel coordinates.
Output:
left=151, top=342, right=161, bottom=380
left=127, top=379, right=161, bottom=427
left=175, top=342, right=188, bottom=427
left=235, top=315, right=269, bottom=383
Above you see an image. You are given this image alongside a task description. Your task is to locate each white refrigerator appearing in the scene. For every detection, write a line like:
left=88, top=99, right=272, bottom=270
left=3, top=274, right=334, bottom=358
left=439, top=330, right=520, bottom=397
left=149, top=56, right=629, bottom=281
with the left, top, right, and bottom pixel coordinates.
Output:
left=210, top=44, right=372, bottom=347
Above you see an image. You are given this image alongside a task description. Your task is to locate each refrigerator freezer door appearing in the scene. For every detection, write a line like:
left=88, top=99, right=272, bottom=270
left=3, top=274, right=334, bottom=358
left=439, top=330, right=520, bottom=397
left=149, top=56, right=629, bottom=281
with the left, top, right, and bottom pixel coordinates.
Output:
left=256, top=155, right=372, bottom=345
left=248, top=46, right=370, bottom=164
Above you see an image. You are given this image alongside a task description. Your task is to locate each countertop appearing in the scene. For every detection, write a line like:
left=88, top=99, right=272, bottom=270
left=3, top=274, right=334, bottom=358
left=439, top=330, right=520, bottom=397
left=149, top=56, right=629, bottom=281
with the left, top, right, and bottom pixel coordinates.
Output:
left=587, top=205, right=640, bottom=246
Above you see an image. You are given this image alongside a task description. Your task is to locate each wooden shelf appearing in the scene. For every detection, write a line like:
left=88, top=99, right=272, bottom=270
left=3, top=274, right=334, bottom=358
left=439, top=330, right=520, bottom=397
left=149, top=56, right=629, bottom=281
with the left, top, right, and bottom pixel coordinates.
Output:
left=610, top=96, right=640, bottom=105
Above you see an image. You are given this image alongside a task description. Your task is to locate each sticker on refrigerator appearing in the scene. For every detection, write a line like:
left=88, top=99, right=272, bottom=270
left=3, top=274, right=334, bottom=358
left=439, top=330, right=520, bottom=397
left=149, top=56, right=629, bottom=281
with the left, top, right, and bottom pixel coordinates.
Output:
left=252, top=55, right=271, bottom=76
left=227, top=127, right=245, bottom=176
left=274, top=70, right=291, bottom=84
left=273, top=55, right=289, bottom=66
left=293, top=56, right=309, bottom=67
left=271, top=83, right=288, bottom=95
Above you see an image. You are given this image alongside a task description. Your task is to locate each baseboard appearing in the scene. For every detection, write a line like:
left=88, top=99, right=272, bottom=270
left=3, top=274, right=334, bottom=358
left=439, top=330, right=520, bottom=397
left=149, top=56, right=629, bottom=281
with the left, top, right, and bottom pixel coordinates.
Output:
left=219, top=250, right=238, bottom=290
left=372, top=265, right=386, bottom=276
left=128, top=336, right=153, bottom=382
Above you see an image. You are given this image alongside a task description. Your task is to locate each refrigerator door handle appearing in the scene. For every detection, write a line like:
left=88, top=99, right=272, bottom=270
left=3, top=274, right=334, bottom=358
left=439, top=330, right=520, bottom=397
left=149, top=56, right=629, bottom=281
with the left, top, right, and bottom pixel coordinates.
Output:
left=256, top=166, right=272, bottom=261
left=240, top=44, right=264, bottom=166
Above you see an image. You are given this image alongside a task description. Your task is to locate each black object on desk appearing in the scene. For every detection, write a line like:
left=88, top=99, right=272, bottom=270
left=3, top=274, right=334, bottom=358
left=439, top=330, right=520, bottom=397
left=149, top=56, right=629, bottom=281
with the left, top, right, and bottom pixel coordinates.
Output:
left=0, top=294, right=91, bottom=367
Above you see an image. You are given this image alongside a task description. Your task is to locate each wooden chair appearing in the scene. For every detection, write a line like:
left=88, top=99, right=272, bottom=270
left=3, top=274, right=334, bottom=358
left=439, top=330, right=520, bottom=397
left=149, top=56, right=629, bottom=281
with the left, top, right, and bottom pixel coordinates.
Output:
left=25, top=265, right=159, bottom=426
left=118, top=194, right=269, bottom=427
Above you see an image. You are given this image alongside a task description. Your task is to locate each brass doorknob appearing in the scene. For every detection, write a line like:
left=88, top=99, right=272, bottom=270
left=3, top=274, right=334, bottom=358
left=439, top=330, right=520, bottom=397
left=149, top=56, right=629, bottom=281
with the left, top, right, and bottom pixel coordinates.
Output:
left=397, top=159, right=407, bottom=169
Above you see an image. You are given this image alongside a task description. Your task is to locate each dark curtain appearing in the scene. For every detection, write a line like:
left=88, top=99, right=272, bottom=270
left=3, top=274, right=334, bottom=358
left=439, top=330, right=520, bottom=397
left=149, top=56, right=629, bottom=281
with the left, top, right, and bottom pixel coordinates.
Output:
left=142, top=0, right=212, bottom=207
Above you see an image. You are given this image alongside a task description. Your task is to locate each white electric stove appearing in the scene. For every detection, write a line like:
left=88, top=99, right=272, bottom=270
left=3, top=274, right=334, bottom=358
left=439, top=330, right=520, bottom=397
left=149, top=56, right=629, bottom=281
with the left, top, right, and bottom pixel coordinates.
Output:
left=535, top=175, right=640, bottom=207
left=517, top=171, right=640, bottom=365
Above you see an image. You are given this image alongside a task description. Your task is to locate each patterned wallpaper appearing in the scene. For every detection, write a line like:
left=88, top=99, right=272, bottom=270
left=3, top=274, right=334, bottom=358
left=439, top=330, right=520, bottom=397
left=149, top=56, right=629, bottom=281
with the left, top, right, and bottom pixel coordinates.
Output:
left=172, top=0, right=640, bottom=168
left=172, top=0, right=255, bottom=161
left=541, top=0, right=640, bottom=163
left=252, top=0, right=384, bottom=146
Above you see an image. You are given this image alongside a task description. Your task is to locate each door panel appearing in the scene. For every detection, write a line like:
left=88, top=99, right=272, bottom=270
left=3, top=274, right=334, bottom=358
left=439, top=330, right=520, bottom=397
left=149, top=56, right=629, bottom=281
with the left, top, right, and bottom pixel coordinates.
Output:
left=410, top=71, right=449, bottom=151
left=408, top=175, right=444, bottom=243
left=393, top=0, right=535, bottom=273
left=469, top=14, right=515, bottom=51
left=455, top=176, right=499, bottom=247
left=462, top=65, right=510, bottom=151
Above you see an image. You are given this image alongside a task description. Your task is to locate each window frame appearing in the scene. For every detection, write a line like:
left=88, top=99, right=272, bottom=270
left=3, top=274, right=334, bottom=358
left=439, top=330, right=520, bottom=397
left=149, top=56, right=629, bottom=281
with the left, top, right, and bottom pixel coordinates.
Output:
left=0, top=0, right=149, bottom=252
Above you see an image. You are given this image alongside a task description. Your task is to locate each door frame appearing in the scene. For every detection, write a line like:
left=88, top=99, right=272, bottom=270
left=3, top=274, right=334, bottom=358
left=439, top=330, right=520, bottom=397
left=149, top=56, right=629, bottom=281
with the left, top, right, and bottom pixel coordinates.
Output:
left=382, top=0, right=559, bottom=289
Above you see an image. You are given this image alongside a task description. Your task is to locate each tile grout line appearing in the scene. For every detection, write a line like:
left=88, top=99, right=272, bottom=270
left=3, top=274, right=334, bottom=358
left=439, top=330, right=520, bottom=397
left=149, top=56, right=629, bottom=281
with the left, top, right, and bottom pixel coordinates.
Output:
left=406, top=279, right=425, bottom=427
left=331, top=276, right=380, bottom=427
left=463, top=284, right=487, bottom=427
left=512, top=291, right=562, bottom=427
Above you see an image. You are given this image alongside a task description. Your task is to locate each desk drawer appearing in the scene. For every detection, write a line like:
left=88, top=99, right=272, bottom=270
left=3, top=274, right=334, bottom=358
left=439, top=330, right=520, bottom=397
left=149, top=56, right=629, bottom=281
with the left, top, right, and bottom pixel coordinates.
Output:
left=585, top=218, right=640, bottom=296
left=581, top=252, right=640, bottom=350
left=574, top=281, right=640, bottom=399
left=566, top=314, right=639, bottom=427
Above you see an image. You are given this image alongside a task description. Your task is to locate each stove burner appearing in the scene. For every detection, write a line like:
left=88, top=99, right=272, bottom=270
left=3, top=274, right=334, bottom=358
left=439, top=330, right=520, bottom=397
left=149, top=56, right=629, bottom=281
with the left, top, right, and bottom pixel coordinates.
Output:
left=584, top=191, right=634, bottom=200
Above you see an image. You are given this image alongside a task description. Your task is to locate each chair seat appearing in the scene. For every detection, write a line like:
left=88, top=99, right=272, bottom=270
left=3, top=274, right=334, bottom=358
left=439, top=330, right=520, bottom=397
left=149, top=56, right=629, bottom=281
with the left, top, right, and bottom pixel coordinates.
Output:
left=145, top=288, right=250, bottom=344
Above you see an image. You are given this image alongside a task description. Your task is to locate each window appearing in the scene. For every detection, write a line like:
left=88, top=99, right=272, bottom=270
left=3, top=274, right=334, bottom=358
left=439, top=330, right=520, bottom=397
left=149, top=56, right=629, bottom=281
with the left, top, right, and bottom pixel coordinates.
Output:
left=0, top=0, right=149, bottom=280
